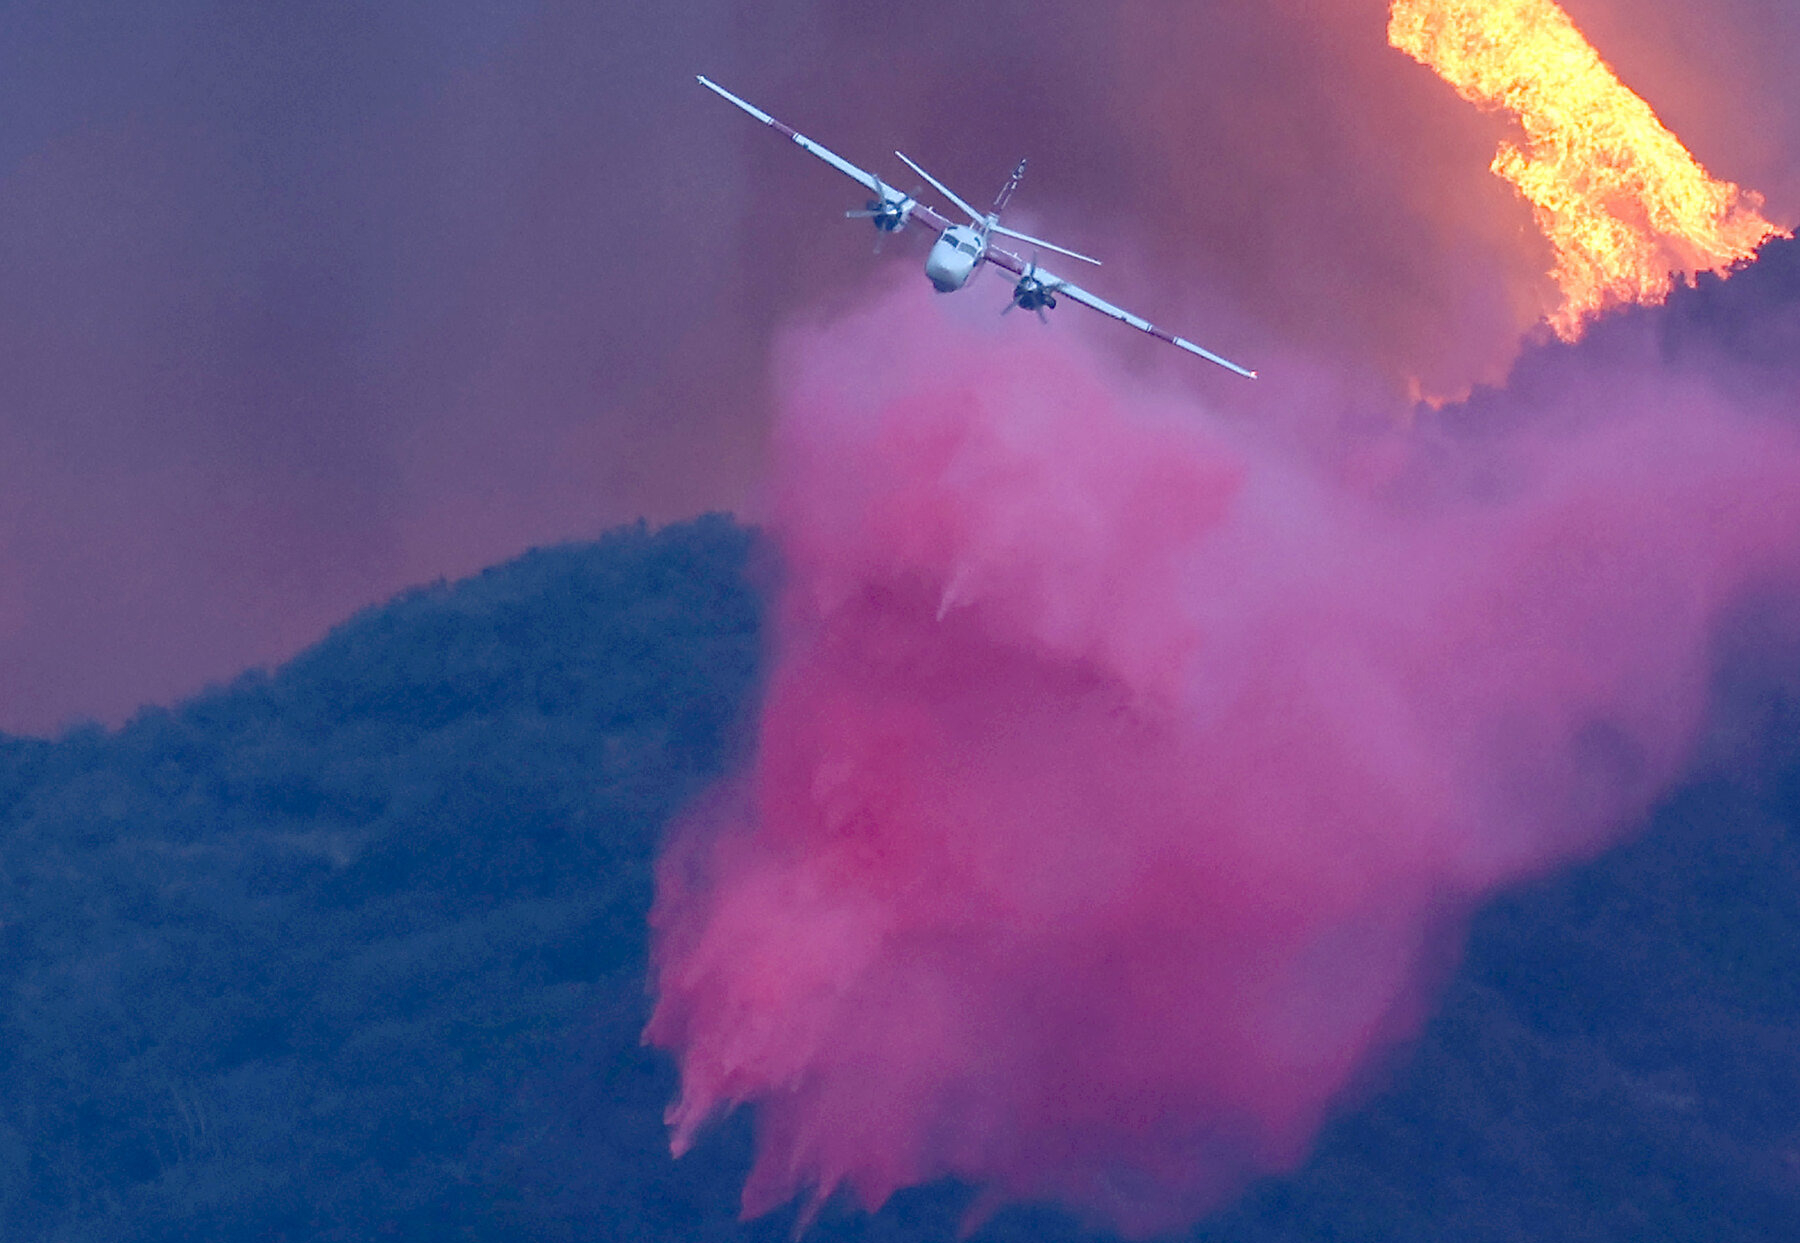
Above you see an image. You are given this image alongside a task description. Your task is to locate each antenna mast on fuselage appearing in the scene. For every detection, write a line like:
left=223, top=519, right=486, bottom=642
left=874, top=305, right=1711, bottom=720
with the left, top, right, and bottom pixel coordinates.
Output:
left=988, top=158, right=1027, bottom=226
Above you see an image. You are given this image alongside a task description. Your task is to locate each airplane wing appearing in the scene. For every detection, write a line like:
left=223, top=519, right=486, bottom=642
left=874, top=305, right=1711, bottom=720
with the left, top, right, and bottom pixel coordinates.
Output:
left=983, top=248, right=1258, bottom=378
left=697, top=76, right=953, bottom=232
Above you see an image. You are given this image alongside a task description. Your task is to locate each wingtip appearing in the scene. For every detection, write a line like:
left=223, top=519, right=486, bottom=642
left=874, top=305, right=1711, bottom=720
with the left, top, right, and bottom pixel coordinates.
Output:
left=1248, top=370, right=1259, bottom=380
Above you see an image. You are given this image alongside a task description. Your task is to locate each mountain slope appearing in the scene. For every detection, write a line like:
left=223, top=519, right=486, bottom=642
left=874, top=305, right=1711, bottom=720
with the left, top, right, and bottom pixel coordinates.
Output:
left=0, top=515, right=765, bottom=1241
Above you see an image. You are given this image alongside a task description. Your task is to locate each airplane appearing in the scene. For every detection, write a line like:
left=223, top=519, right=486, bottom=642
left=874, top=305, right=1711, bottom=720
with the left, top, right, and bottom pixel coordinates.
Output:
left=696, top=76, right=1257, bottom=379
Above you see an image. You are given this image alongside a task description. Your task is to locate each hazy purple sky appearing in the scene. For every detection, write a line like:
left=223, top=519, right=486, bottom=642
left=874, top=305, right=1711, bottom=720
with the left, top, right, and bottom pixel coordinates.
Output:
left=3, top=0, right=1796, bottom=733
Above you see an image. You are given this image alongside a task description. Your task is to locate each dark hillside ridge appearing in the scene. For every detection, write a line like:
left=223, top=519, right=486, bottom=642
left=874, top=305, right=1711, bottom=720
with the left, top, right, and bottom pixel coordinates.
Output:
left=3, top=530, right=1800, bottom=1235
left=1447, top=231, right=1800, bottom=434
left=0, top=516, right=771, bottom=1241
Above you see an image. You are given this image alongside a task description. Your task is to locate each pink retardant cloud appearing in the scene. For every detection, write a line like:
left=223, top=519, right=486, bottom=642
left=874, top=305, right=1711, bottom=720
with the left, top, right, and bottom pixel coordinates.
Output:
left=646, top=283, right=1800, bottom=1235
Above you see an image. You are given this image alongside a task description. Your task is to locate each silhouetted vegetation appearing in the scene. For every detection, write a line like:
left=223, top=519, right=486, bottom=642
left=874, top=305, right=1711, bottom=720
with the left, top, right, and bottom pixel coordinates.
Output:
left=1, top=510, right=1797, bottom=1240
left=0, top=516, right=769, bottom=1241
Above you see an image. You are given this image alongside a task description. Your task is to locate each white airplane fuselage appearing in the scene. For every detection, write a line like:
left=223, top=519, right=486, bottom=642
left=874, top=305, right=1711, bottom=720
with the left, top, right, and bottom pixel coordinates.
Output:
left=925, top=226, right=985, bottom=292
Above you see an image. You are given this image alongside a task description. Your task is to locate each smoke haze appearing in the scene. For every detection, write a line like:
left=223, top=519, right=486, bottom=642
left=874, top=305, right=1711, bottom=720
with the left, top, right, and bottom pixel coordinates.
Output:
left=7, top=0, right=1794, bottom=731
left=8, top=0, right=1800, bottom=1234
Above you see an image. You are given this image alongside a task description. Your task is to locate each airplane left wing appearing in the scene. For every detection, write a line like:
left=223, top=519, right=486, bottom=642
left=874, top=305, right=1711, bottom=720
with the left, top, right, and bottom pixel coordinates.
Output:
left=983, top=249, right=1258, bottom=378
left=697, top=76, right=952, bottom=233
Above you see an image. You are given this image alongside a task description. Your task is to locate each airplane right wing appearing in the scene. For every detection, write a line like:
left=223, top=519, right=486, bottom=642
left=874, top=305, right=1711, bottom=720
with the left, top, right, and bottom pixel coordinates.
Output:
left=984, top=248, right=1258, bottom=378
left=1056, top=278, right=1258, bottom=377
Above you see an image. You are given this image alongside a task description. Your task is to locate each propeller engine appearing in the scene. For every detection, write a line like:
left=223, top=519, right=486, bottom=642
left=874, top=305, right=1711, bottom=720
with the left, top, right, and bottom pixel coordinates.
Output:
left=845, top=181, right=917, bottom=250
left=1006, top=261, right=1063, bottom=323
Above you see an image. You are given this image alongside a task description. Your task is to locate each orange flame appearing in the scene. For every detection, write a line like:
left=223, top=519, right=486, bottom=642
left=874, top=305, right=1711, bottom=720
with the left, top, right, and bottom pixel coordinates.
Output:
left=1389, top=0, right=1782, bottom=339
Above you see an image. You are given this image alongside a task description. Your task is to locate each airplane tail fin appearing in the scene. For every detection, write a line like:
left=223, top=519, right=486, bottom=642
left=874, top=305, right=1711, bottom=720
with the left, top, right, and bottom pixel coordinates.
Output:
left=990, top=158, right=1027, bottom=217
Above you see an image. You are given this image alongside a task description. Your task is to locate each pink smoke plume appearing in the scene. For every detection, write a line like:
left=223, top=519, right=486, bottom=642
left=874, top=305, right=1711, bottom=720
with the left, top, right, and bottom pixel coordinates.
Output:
left=645, top=282, right=1800, bottom=1235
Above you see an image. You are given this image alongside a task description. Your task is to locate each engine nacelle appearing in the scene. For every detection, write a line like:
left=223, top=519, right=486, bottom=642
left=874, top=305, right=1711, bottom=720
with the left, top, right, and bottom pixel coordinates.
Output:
left=1011, top=273, right=1058, bottom=313
left=861, top=192, right=914, bottom=233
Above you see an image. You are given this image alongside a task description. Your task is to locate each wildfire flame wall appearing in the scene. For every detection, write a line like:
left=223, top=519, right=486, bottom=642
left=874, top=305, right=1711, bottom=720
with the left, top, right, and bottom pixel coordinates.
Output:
left=1389, top=0, right=1781, bottom=339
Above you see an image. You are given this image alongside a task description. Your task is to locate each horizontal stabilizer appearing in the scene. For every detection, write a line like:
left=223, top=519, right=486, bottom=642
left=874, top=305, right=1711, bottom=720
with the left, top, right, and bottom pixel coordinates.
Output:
left=989, top=223, right=1101, bottom=266
left=895, top=152, right=984, bottom=226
